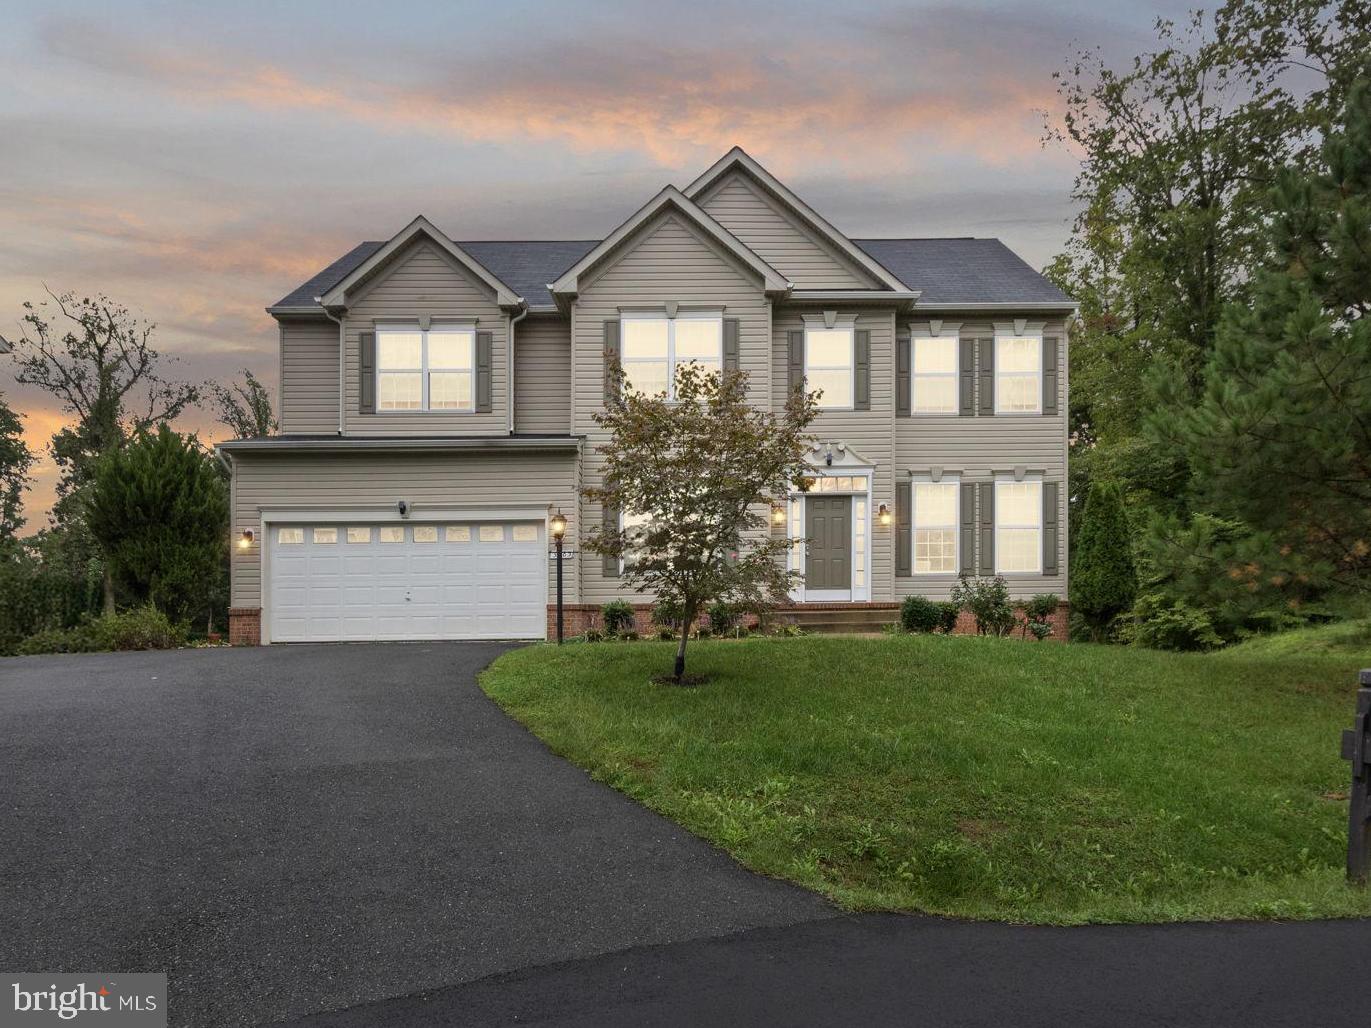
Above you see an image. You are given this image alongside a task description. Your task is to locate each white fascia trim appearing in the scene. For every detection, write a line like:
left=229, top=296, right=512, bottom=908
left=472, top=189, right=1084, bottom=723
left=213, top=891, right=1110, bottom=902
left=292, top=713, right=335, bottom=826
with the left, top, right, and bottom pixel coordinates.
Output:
left=913, top=301, right=1079, bottom=312
left=259, top=505, right=552, bottom=523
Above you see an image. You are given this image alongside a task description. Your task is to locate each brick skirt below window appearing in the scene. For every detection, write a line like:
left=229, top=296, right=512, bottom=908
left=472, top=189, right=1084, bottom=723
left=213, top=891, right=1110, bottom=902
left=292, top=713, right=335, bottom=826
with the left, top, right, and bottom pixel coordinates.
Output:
left=228, top=608, right=261, bottom=646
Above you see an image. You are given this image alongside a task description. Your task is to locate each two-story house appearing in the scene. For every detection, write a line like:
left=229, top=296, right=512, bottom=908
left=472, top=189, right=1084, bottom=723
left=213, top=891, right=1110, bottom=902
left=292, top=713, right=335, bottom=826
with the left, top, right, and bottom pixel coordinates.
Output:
left=219, top=148, right=1074, bottom=645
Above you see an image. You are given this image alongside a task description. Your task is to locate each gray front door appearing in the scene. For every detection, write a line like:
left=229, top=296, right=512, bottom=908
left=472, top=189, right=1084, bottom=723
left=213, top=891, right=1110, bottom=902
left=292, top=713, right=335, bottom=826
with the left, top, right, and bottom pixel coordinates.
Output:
left=805, top=496, right=851, bottom=590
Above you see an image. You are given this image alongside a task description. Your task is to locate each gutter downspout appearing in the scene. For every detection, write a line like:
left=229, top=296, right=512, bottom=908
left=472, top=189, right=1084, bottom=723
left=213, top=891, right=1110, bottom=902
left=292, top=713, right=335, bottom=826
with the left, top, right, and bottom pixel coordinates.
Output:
left=316, top=298, right=345, bottom=436
left=507, top=303, right=528, bottom=435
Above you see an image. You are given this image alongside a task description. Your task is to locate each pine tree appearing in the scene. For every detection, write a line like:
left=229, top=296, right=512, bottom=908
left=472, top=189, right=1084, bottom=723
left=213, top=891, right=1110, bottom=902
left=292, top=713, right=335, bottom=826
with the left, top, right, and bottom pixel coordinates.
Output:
left=87, top=426, right=228, bottom=626
left=1146, top=75, right=1371, bottom=608
left=1070, top=480, right=1136, bottom=641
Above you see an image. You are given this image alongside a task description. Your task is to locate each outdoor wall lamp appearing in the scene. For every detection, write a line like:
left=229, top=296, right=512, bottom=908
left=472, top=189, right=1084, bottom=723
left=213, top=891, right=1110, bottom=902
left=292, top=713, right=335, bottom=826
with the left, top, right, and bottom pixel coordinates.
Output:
left=771, top=504, right=786, bottom=526
left=238, top=529, right=255, bottom=549
left=877, top=504, right=892, bottom=526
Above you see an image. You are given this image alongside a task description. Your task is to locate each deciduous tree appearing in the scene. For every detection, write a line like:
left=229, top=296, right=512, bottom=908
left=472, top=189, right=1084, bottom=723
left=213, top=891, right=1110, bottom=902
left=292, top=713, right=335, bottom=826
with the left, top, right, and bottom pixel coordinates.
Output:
left=208, top=369, right=277, bottom=439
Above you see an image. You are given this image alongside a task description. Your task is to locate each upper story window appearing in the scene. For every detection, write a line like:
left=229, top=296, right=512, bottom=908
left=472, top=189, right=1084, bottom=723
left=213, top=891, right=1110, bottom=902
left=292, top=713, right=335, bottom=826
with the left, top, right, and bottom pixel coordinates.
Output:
left=995, top=479, right=1042, bottom=574
left=995, top=335, right=1042, bottom=414
left=912, top=336, right=959, bottom=414
left=913, top=479, right=959, bottom=573
left=377, top=324, right=475, bottom=412
left=621, top=313, right=722, bottom=399
left=805, top=325, right=854, bottom=409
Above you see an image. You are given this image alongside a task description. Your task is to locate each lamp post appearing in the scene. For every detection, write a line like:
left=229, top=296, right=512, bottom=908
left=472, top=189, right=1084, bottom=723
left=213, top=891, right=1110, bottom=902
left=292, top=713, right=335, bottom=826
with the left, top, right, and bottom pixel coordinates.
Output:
left=550, top=509, right=568, bottom=644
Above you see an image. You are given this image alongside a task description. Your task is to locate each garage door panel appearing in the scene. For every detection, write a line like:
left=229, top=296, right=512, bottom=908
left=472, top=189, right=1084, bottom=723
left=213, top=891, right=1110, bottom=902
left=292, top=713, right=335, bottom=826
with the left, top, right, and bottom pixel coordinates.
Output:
left=269, top=521, right=545, bottom=642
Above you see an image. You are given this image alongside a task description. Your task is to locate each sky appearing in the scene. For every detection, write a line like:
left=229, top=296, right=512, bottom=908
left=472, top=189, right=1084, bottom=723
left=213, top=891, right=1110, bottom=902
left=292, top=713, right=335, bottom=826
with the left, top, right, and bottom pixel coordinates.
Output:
left=0, top=0, right=1183, bottom=529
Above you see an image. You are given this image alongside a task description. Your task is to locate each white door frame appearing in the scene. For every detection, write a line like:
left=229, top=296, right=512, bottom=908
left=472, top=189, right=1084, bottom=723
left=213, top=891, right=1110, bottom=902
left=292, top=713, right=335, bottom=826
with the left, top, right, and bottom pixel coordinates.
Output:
left=787, top=443, right=875, bottom=603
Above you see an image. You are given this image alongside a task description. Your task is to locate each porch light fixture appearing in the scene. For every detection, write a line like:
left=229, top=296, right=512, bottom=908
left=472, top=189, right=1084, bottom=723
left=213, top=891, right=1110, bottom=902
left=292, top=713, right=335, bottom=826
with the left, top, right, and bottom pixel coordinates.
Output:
left=238, top=529, right=255, bottom=549
left=877, top=504, right=892, bottom=526
left=550, top=510, right=567, bottom=539
left=771, top=504, right=786, bottom=526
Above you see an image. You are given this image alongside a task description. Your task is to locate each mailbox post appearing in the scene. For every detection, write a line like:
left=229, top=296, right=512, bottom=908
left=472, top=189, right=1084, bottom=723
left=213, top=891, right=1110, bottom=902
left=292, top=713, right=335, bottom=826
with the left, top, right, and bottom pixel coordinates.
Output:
left=1342, top=669, right=1371, bottom=883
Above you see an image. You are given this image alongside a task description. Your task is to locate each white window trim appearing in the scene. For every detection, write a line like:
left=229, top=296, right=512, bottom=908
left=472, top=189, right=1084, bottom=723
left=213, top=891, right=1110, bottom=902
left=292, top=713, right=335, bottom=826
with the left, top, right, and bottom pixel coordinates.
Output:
left=785, top=468, right=872, bottom=602
left=994, top=477, right=1043, bottom=575
left=802, top=319, right=856, bottom=411
left=912, top=476, right=960, bottom=575
left=993, top=333, right=1043, bottom=415
left=375, top=322, right=477, bottom=413
left=620, top=310, right=723, bottom=402
left=911, top=333, right=961, bottom=416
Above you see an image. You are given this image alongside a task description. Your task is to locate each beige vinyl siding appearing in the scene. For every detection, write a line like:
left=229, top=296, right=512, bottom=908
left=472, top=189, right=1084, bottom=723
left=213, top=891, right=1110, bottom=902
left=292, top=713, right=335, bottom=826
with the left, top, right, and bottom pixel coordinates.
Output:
left=773, top=306, right=899, bottom=601
left=572, top=211, right=771, bottom=603
left=279, top=319, right=339, bottom=435
left=342, top=240, right=508, bottom=435
left=895, top=317, right=1069, bottom=600
left=229, top=450, right=578, bottom=609
left=699, top=171, right=874, bottom=289
left=514, top=315, right=571, bottom=434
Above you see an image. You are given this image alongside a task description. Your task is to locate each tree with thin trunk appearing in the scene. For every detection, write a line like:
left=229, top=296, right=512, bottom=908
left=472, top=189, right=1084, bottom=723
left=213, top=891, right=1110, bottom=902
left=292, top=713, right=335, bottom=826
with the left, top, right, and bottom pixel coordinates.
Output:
left=0, top=392, right=34, bottom=549
left=583, top=360, right=818, bottom=683
left=208, top=369, right=277, bottom=439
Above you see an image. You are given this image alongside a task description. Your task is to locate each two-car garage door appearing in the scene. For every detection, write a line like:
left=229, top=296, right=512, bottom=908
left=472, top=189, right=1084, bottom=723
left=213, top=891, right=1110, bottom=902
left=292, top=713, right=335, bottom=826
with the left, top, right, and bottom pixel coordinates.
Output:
left=268, top=521, right=545, bottom=642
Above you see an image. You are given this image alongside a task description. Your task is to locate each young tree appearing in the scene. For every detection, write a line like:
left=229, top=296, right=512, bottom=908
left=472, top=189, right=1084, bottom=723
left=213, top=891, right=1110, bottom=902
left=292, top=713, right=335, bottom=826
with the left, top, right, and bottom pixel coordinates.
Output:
left=9, top=289, right=199, bottom=524
left=86, top=426, right=228, bottom=628
left=583, top=361, right=818, bottom=683
left=1147, top=75, right=1371, bottom=603
left=1069, top=479, right=1136, bottom=641
left=208, top=369, right=277, bottom=438
left=0, top=392, right=33, bottom=548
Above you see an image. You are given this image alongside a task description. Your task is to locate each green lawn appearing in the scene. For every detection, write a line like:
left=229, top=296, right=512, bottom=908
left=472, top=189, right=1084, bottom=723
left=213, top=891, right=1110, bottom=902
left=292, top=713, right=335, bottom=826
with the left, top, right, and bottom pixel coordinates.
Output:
left=480, top=632, right=1371, bottom=924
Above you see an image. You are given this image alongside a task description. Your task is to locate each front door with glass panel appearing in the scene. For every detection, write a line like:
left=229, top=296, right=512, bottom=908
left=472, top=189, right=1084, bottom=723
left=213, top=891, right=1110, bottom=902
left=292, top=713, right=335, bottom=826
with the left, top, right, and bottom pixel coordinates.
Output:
left=805, top=496, right=851, bottom=590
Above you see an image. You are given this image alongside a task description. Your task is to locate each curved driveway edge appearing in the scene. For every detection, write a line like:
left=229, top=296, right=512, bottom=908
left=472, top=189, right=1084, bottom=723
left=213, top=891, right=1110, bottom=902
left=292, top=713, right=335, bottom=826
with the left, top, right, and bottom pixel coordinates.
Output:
left=1, top=643, right=832, bottom=1027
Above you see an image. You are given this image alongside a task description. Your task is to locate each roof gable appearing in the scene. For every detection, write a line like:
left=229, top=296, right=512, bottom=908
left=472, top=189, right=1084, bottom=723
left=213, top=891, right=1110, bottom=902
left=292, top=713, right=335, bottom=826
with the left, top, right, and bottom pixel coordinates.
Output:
left=317, top=216, right=521, bottom=309
left=548, top=186, right=790, bottom=303
left=684, top=147, right=909, bottom=293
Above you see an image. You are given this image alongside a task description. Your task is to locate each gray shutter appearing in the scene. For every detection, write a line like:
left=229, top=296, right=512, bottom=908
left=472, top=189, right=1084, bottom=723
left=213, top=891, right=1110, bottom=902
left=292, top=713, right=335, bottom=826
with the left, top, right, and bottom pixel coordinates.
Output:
left=854, top=329, right=870, bottom=410
left=895, top=334, right=911, bottom=417
left=1043, top=336, right=1059, bottom=415
left=601, top=504, right=619, bottom=578
left=723, top=318, right=740, bottom=373
left=977, top=338, right=994, bottom=416
left=359, top=331, right=376, bottom=414
left=1043, top=481, right=1060, bottom=575
left=787, top=329, right=804, bottom=395
left=603, top=319, right=620, bottom=404
left=959, top=338, right=975, bottom=416
left=895, top=479, right=911, bottom=577
left=960, top=482, right=976, bottom=574
left=475, top=331, right=493, bottom=413
left=978, top=481, right=995, bottom=575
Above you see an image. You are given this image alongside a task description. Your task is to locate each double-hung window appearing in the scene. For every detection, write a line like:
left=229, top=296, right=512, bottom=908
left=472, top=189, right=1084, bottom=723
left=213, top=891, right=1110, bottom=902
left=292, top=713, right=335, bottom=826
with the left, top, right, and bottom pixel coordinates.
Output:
left=913, top=479, right=959, bottom=573
left=805, top=325, right=854, bottom=409
left=620, top=508, right=654, bottom=572
left=621, top=313, right=722, bottom=400
left=912, top=336, right=959, bottom=413
left=995, top=479, right=1042, bottom=573
left=994, top=335, right=1042, bottom=413
left=376, top=324, right=475, bottom=412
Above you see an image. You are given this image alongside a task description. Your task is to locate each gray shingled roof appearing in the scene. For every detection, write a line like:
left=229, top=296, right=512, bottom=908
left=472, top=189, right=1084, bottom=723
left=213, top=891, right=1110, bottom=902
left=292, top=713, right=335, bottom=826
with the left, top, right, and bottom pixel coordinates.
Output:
left=273, top=235, right=1068, bottom=312
left=852, top=238, right=1071, bottom=305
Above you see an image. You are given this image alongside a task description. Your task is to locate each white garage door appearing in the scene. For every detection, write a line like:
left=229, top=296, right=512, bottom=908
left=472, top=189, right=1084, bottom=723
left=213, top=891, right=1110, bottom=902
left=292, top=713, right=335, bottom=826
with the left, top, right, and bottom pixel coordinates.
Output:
left=268, top=521, right=546, bottom=642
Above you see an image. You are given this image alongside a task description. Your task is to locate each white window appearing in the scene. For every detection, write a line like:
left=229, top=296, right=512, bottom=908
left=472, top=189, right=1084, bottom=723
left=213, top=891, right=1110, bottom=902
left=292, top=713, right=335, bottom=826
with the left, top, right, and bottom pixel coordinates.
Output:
left=312, top=527, right=338, bottom=544
left=379, top=526, right=404, bottom=543
left=913, top=480, right=959, bottom=573
left=913, top=336, right=959, bottom=414
left=376, top=324, right=475, bottom=412
left=620, top=509, right=655, bottom=571
left=995, top=335, right=1042, bottom=414
left=277, top=527, right=304, bottom=545
left=512, top=524, right=539, bottom=542
left=445, top=526, right=471, bottom=542
left=479, top=525, right=504, bottom=542
left=621, top=313, right=722, bottom=399
left=346, top=527, right=371, bottom=544
left=995, top=480, right=1042, bottom=573
left=805, top=326, right=854, bottom=409
left=413, top=525, right=438, bottom=543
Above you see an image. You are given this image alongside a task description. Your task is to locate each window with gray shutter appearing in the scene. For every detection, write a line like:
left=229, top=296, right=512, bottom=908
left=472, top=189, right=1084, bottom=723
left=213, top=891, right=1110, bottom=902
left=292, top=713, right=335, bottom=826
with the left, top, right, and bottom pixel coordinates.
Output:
left=895, top=479, right=911, bottom=576
left=475, top=331, right=493, bottom=413
left=978, top=481, right=995, bottom=575
left=601, top=504, right=619, bottom=578
left=723, top=318, right=740, bottom=373
left=895, top=335, right=911, bottom=417
left=787, top=330, right=804, bottom=395
left=854, top=329, right=870, bottom=410
left=1043, top=481, right=1060, bottom=575
left=977, top=338, right=994, bottom=416
left=359, top=331, right=376, bottom=414
left=959, top=338, right=975, bottom=416
left=603, top=319, right=620, bottom=404
left=960, top=482, right=976, bottom=574
left=1043, top=336, right=1059, bottom=415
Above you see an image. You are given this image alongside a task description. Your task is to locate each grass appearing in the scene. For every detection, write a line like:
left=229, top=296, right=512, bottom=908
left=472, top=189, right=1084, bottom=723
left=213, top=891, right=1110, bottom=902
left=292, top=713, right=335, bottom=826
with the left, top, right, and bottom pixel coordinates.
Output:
left=480, top=631, right=1371, bottom=925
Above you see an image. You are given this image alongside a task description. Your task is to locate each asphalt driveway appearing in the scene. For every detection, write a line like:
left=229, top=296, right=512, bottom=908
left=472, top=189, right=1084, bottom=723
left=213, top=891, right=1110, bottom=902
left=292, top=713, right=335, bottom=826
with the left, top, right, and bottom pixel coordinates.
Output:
left=0, top=643, right=830, bottom=1026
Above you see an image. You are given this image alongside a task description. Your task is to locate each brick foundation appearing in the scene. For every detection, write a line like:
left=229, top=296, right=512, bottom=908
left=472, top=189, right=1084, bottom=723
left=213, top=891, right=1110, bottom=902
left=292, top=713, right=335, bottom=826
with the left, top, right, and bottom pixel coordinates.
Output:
left=228, top=607, right=261, bottom=646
